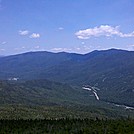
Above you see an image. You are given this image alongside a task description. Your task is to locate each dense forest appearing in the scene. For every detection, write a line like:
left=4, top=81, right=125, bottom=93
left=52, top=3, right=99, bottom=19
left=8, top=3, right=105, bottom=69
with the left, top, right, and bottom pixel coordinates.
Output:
left=0, top=118, right=133, bottom=134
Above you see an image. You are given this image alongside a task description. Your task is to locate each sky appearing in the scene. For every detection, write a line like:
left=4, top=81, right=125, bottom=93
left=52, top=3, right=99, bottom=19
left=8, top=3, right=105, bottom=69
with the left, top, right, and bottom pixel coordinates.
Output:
left=0, top=0, right=134, bottom=55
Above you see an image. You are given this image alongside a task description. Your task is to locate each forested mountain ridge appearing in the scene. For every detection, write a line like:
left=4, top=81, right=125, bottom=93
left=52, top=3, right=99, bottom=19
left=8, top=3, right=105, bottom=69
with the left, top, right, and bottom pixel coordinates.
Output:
left=0, top=49, right=134, bottom=84
left=0, top=49, right=134, bottom=107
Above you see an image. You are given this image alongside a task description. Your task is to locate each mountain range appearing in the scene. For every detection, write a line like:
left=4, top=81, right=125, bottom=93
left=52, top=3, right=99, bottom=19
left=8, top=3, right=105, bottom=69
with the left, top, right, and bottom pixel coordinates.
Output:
left=0, top=49, right=134, bottom=119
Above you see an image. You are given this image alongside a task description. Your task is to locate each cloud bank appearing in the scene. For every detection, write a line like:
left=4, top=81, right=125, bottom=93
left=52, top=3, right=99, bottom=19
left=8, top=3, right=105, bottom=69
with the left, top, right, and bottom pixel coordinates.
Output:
left=75, top=25, right=134, bottom=39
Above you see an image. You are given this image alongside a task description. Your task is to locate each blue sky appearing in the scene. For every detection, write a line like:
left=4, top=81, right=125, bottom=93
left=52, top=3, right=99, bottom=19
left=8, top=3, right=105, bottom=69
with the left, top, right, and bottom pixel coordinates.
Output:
left=0, top=0, right=134, bottom=55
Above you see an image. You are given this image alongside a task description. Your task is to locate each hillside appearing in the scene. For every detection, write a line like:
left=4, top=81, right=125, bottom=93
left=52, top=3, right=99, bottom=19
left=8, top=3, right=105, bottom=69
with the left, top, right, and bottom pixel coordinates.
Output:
left=0, top=79, right=83, bottom=106
left=0, top=49, right=134, bottom=107
left=0, top=80, right=134, bottom=119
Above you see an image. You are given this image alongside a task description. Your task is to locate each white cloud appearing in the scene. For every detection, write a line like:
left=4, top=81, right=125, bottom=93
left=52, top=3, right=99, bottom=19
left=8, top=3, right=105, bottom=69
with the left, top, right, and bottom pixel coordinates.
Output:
left=21, top=46, right=25, bottom=49
left=51, top=48, right=63, bottom=51
left=0, top=48, right=5, bottom=51
left=51, top=46, right=92, bottom=53
left=81, top=42, right=85, bottom=45
left=58, top=27, right=64, bottom=30
left=83, top=45, right=91, bottom=50
left=19, top=30, right=40, bottom=39
left=29, top=33, right=40, bottom=38
left=51, top=47, right=72, bottom=52
left=19, top=30, right=29, bottom=35
left=75, top=25, right=134, bottom=39
left=1, top=41, right=6, bottom=45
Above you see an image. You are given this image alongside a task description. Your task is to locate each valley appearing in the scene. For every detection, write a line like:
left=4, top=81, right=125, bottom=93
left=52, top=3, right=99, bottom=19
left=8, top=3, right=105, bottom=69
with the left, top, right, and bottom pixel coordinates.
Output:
left=82, top=85, right=134, bottom=110
left=0, top=49, right=134, bottom=119
left=1, top=0, right=134, bottom=133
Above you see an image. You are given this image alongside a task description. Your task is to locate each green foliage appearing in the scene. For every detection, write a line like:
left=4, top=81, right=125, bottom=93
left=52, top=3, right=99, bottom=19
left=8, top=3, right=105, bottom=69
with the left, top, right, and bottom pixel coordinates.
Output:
left=0, top=80, right=134, bottom=119
left=0, top=119, right=133, bottom=134
left=0, top=104, right=133, bottom=120
left=0, top=80, right=97, bottom=106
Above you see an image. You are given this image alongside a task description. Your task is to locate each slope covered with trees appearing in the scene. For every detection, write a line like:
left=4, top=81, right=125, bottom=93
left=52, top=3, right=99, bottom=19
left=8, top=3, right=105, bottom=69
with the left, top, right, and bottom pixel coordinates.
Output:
left=0, top=49, right=134, bottom=107
left=0, top=119, right=133, bottom=134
